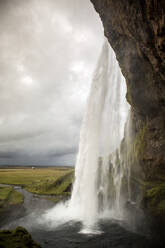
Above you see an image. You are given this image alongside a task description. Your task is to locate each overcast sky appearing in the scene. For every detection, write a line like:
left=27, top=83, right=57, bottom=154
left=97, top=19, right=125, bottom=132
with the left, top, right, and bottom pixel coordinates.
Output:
left=0, top=0, right=104, bottom=166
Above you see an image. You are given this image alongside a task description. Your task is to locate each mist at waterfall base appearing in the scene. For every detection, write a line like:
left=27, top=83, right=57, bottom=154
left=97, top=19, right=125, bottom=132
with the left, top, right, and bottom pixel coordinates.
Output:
left=36, top=40, right=129, bottom=234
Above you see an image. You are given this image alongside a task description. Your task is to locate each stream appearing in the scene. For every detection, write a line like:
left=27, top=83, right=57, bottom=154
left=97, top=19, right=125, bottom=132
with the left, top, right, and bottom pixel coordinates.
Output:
left=0, top=184, right=55, bottom=228
left=0, top=185, right=162, bottom=248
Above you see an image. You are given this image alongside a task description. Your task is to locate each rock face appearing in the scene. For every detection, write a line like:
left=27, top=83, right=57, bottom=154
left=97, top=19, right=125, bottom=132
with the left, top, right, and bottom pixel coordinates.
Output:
left=90, top=0, right=165, bottom=241
left=91, top=0, right=165, bottom=116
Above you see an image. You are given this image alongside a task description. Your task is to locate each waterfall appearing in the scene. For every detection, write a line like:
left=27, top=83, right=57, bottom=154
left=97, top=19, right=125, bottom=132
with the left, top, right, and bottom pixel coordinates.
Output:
left=41, top=39, right=129, bottom=232
left=69, top=40, right=110, bottom=230
left=98, top=44, right=129, bottom=217
left=70, top=39, right=129, bottom=228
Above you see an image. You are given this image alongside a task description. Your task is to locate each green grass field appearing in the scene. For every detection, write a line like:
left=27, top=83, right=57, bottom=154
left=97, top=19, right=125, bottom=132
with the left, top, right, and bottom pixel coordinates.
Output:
left=0, top=167, right=73, bottom=185
left=0, top=167, right=74, bottom=197
left=26, top=170, right=74, bottom=195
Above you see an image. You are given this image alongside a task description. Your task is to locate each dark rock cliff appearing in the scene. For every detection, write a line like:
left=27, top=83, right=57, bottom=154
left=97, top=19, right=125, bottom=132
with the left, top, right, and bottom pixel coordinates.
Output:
left=90, top=0, right=165, bottom=241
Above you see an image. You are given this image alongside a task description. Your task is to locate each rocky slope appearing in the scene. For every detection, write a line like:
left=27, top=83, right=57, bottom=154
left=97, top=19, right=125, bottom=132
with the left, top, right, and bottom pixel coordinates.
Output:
left=90, top=0, right=165, bottom=242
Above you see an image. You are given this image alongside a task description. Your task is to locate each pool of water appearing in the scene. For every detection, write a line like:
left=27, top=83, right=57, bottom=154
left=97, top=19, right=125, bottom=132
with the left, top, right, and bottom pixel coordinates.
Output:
left=0, top=186, right=163, bottom=248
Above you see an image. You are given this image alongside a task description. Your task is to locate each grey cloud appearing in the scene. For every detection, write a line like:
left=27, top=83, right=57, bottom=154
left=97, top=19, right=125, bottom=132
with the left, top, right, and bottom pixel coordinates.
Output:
left=0, top=151, right=17, bottom=159
left=0, top=0, right=103, bottom=166
left=48, top=147, right=78, bottom=158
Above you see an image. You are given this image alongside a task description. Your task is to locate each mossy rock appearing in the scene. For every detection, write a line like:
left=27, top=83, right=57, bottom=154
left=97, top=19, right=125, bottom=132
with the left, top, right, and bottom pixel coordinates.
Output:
left=0, top=226, right=41, bottom=248
left=142, top=182, right=165, bottom=217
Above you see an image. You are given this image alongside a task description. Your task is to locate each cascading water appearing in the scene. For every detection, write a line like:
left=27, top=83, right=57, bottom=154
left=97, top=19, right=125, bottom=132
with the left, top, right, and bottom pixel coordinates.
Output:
left=70, top=39, right=129, bottom=228
left=98, top=45, right=129, bottom=217
left=41, top=39, right=129, bottom=232
left=69, top=40, right=110, bottom=231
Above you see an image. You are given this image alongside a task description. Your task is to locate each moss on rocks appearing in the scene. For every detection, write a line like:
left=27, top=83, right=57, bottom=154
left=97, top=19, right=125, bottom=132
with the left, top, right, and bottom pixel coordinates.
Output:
left=0, top=226, right=41, bottom=248
left=133, top=125, right=147, bottom=160
left=142, top=182, right=165, bottom=216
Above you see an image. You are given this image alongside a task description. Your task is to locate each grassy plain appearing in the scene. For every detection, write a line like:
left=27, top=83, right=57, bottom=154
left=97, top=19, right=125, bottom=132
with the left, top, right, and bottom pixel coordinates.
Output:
left=0, top=167, right=74, bottom=196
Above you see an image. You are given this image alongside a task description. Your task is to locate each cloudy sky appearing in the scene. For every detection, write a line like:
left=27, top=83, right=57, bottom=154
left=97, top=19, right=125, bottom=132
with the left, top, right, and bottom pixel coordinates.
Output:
left=0, top=0, right=104, bottom=166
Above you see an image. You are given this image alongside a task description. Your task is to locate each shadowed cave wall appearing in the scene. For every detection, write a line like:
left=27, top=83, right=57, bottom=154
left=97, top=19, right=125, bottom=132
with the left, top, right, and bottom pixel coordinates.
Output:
left=90, top=0, right=165, bottom=241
